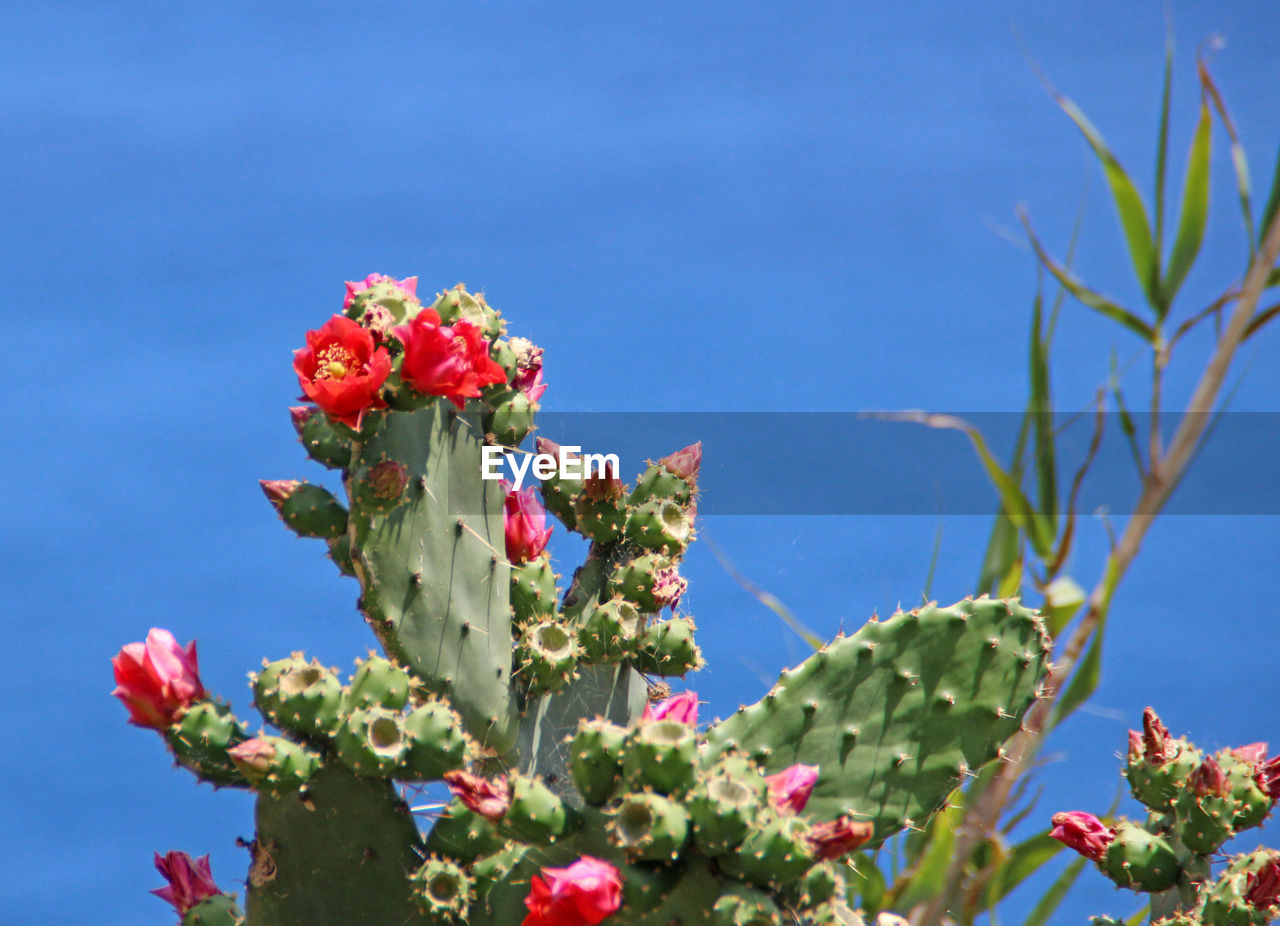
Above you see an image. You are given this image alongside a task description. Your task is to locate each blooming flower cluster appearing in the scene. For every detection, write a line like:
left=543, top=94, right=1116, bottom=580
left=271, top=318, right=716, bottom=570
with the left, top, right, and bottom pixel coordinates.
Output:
left=293, top=274, right=524, bottom=431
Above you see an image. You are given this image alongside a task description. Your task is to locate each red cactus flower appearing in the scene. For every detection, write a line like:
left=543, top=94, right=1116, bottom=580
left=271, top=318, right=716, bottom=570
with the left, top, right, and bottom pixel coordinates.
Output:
left=443, top=770, right=511, bottom=821
left=1049, top=811, right=1114, bottom=862
left=659, top=442, right=702, bottom=486
left=509, top=337, right=548, bottom=404
left=766, top=764, right=819, bottom=814
left=293, top=314, right=391, bottom=430
left=343, top=273, right=418, bottom=310
left=641, top=690, right=699, bottom=726
left=151, top=851, right=223, bottom=915
left=111, top=629, right=205, bottom=730
left=1246, top=857, right=1280, bottom=909
left=501, top=481, right=553, bottom=563
left=522, top=855, right=622, bottom=926
left=807, top=814, right=875, bottom=860
left=393, top=309, right=506, bottom=409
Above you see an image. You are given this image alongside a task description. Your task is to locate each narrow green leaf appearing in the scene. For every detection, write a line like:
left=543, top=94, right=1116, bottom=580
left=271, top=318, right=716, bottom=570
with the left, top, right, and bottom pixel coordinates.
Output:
left=870, top=411, right=1054, bottom=558
left=997, top=557, right=1023, bottom=599
left=704, top=536, right=822, bottom=650
left=1125, top=904, right=1151, bottom=926
left=1041, top=575, right=1086, bottom=637
left=1198, top=58, right=1254, bottom=254
left=1161, top=97, right=1213, bottom=307
left=1243, top=302, right=1280, bottom=342
left=1052, top=90, right=1160, bottom=306
left=1052, top=609, right=1108, bottom=729
left=1153, top=18, right=1174, bottom=255
left=984, top=833, right=1066, bottom=911
left=1259, top=138, right=1280, bottom=242
left=1029, top=290, right=1058, bottom=534
left=1109, top=350, right=1145, bottom=476
left=895, top=804, right=962, bottom=910
left=1021, top=856, right=1088, bottom=926
left=921, top=520, right=944, bottom=604
left=1021, top=212, right=1156, bottom=341
left=977, top=514, right=1021, bottom=596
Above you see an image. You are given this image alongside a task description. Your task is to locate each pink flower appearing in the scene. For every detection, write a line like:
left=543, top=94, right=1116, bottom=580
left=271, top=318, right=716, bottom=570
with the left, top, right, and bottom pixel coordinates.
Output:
left=151, top=851, right=223, bottom=915
left=659, top=442, right=702, bottom=486
left=1191, top=757, right=1229, bottom=798
left=766, top=764, right=819, bottom=814
left=111, top=629, right=205, bottom=730
left=393, top=310, right=507, bottom=409
left=293, top=315, right=392, bottom=430
left=443, top=770, right=511, bottom=821
left=807, top=815, right=875, bottom=859
left=1258, top=757, right=1280, bottom=802
left=343, top=273, right=418, bottom=310
left=502, top=481, right=553, bottom=563
left=641, top=690, right=699, bottom=726
left=522, top=856, right=623, bottom=926
left=1049, top=811, right=1115, bottom=862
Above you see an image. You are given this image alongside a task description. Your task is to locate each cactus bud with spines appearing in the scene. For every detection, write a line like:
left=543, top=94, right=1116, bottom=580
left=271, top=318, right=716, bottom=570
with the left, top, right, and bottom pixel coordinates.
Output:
left=1099, top=821, right=1179, bottom=892
left=334, top=706, right=408, bottom=776
left=719, top=810, right=815, bottom=886
left=510, top=557, right=558, bottom=622
left=516, top=620, right=580, bottom=694
left=499, top=773, right=572, bottom=845
left=570, top=718, right=628, bottom=804
left=573, top=462, right=627, bottom=543
left=608, top=553, right=686, bottom=612
left=578, top=597, right=646, bottom=662
left=1202, top=850, right=1280, bottom=926
left=1125, top=706, right=1202, bottom=811
left=165, top=699, right=249, bottom=786
left=626, top=496, right=693, bottom=553
left=260, top=480, right=348, bottom=540
left=251, top=654, right=342, bottom=738
left=484, top=388, right=535, bottom=446
left=634, top=616, right=702, bottom=676
left=608, top=792, right=690, bottom=862
left=342, top=654, right=411, bottom=712
left=410, top=855, right=472, bottom=923
left=431, top=283, right=503, bottom=340
left=424, top=797, right=508, bottom=864
left=534, top=437, right=583, bottom=529
left=1177, top=755, right=1239, bottom=854
left=630, top=441, right=702, bottom=506
left=401, top=699, right=471, bottom=780
left=226, top=735, right=320, bottom=795
left=622, top=718, right=698, bottom=795
left=344, top=273, right=421, bottom=322
left=688, top=765, right=764, bottom=856
left=290, top=406, right=352, bottom=470
left=181, top=893, right=245, bottom=926
left=710, top=883, right=782, bottom=926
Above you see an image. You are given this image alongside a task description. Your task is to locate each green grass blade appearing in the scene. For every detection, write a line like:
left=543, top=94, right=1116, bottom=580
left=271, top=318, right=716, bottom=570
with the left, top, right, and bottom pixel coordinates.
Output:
left=1030, top=288, right=1058, bottom=534
left=1051, top=89, right=1160, bottom=307
left=1153, top=15, right=1174, bottom=256
left=1021, top=856, right=1088, bottom=926
left=1259, top=139, right=1280, bottom=243
left=1051, top=608, right=1107, bottom=729
left=1243, top=302, right=1280, bottom=342
left=1198, top=57, right=1254, bottom=255
left=1021, top=211, right=1156, bottom=341
left=1161, top=97, right=1213, bottom=308
left=983, top=832, right=1067, bottom=912
left=703, top=535, right=823, bottom=650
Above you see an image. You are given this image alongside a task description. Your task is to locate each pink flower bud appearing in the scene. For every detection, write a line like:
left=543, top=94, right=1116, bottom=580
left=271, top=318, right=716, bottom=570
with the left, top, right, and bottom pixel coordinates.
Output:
left=501, top=482, right=553, bottom=564
left=1141, top=707, right=1173, bottom=766
left=443, top=770, right=511, bottom=821
left=806, top=815, right=874, bottom=859
left=289, top=405, right=317, bottom=436
left=227, top=738, right=277, bottom=777
left=659, top=442, right=701, bottom=485
left=509, top=337, right=548, bottom=404
left=766, top=764, right=819, bottom=814
left=580, top=460, right=624, bottom=503
left=641, top=690, right=699, bottom=726
left=1234, top=743, right=1269, bottom=765
left=151, top=851, right=223, bottom=915
left=1127, top=729, right=1142, bottom=760
left=343, top=273, right=418, bottom=310
left=259, top=479, right=300, bottom=511
left=1049, top=811, right=1114, bottom=862
left=1246, top=857, right=1280, bottom=909
left=1258, top=757, right=1280, bottom=802
left=111, top=629, right=205, bottom=730
left=522, top=855, right=623, bottom=926
left=1191, top=757, right=1229, bottom=798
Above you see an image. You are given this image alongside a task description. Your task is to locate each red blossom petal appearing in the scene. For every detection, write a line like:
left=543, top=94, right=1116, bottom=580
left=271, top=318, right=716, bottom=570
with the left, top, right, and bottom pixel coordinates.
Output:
left=766, top=764, right=819, bottom=814
left=641, top=691, right=699, bottom=726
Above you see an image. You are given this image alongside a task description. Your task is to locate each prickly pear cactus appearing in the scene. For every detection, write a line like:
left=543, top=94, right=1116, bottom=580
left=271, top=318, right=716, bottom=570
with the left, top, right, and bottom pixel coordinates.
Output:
left=1053, top=709, right=1280, bottom=926
left=112, top=272, right=1055, bottom=926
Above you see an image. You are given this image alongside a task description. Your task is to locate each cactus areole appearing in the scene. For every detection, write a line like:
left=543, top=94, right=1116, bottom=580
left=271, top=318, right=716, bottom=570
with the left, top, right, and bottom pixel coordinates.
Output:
left=112, top=274, right=1054, bottom=925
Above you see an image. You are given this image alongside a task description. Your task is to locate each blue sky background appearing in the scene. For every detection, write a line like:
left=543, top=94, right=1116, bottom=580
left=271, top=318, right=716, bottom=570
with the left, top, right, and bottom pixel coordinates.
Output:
left=4, top=2, right=1279, bottom=923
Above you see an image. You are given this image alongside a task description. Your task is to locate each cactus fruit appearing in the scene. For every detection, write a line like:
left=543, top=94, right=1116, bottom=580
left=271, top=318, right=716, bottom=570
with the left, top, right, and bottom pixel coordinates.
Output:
left=117, top=275, right=1065, bottom=925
